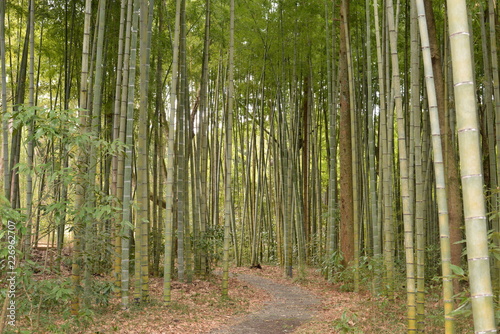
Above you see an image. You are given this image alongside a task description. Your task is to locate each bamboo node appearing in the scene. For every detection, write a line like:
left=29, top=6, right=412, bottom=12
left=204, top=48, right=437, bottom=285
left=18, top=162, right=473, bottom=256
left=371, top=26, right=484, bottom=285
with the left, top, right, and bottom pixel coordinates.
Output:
left=461, top=173, right=482, bottom=179
left=470, top=292, right=493, bottom=299
left=464, top=216, right=487, bottom=221
left=457, top=128, right=478, bottom=133
left=467, top=256, right=489, bottom=262
left=449, top=31, right=470, bottom=38
left=453, top=80, right=474, bottom=87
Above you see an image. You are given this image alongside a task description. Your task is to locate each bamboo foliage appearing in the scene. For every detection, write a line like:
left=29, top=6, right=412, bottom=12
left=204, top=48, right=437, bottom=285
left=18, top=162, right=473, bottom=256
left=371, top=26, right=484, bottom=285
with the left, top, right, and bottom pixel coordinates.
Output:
left=446, top=0, right=497, bottom=332
left=1, top=1, right=500, bottom=332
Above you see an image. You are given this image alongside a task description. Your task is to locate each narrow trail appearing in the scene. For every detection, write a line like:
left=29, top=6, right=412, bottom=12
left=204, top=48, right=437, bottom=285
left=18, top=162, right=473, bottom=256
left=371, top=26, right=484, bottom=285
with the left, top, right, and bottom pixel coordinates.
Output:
left=210, top=273, right=320, bottom=334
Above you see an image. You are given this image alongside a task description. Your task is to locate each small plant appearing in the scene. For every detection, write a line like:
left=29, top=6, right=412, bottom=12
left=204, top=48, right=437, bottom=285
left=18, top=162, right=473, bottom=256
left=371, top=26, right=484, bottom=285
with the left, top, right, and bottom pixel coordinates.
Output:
left=321, top=250, right=344, bottom=281
left=194, top=225, right=224, bottom=273
left=91, top=279, right=114, bottom=307
left=331, top=311, right=362, bottom=333
left=292, top=275, right=309, bottom=284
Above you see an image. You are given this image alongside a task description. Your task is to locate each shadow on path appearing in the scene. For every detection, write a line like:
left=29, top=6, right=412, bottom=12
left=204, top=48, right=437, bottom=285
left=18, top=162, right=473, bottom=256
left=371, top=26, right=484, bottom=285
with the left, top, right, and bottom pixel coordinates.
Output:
left=210, top=274, right=320, bottom=334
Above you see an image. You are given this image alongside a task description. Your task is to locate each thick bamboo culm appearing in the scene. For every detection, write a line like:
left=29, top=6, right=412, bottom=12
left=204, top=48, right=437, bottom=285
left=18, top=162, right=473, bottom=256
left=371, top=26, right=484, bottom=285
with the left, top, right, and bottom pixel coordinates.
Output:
left=446, top=0, right=497, bottom=333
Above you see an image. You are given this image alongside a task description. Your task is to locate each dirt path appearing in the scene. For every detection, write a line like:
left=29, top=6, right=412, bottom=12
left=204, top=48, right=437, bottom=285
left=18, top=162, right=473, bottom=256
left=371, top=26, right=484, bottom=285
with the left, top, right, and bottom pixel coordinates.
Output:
left=210, top=273, right=320, bottom=334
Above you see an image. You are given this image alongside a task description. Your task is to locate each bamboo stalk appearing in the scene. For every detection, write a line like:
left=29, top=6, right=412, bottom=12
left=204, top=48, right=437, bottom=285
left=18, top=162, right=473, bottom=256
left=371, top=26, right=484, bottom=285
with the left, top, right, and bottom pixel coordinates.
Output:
left=415, top=0, right=455, bottom=331
left=386, top=0, right=416, bottom=330
left=446, top=1, right=497, bottom=332
left=222, top=0, right=235, bottom=298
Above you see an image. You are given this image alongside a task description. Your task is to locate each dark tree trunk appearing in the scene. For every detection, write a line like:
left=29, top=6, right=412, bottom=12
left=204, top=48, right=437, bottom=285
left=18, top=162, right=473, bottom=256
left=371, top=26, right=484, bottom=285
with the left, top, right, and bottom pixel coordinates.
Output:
left=339, top=0, right=354, bottom=267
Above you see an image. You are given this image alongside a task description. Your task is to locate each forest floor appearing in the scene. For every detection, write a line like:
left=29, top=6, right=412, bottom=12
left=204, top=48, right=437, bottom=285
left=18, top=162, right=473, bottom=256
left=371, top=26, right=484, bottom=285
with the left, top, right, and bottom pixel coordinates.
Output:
left=83, top=265, right=473, bottom=334
left=209, top=271, right=319, bottom=333
left=12, top=256, right=474, bottom=333
left=84, top=273, right=270, bottom=334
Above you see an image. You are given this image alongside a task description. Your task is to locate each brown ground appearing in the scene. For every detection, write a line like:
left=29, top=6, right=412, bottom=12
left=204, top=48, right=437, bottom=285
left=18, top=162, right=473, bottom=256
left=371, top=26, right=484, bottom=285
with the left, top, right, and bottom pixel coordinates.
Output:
left=20, top=262, right=473, bottom=333
left=210, top=272, right=319, bottom=333
left=228, top=266, right=474, bottom=333
left=85, top=274, right=271, bottom=334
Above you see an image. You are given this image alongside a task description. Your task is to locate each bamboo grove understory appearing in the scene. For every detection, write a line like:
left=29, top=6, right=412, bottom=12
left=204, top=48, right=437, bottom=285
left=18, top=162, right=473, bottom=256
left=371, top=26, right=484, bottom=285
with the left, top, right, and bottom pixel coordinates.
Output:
left=0, top=0, right=499, bottom=333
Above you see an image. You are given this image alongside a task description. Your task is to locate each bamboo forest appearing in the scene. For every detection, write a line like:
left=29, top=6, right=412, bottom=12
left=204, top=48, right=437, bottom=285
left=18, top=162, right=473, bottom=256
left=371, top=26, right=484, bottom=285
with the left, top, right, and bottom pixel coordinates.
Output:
left=0, top=0, right=499, bottom=333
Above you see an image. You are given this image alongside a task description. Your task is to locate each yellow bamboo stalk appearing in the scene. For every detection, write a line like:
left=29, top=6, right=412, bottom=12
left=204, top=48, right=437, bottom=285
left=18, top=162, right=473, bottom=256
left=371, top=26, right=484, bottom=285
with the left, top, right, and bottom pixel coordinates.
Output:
left=386, top=0, right=416, bottom=330
left=163, top=0, right=182, bottom=305
left=71, top=0, right=92, bottom=315
left=111, top=0, right=128, bottom=295
left=415, top=0, right=455, bottom=332
left=373, top=0, right=394, bottom=296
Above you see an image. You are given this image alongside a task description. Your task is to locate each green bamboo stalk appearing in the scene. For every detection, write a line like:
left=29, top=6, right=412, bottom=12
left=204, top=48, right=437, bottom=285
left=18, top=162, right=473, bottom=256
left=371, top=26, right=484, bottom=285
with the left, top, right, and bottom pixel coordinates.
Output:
left=176, top=0, right=187, bottom=282
left=83, top=1, right=106, bottom=300
left=222, top=0, right=235, bottom=298
left=72, top=0, right=92, bottom=315
left=324, top=0, right=338, bottom=278
left=415, top=1, right=455, bottom=331
left=488, top=0, right=500, bottom=294
left=410, top=2, right=425, bottom=329
left=198, top=0, right=210, bottom=274
left=373, top=0, right=394, bottom=294
left=479, top=6, right=500, bottom=296
left=136, top=0, right=153, bottom=302
left=0, top=0, right=8, bottom=200
left=117, top=0, right=133, bottom=299
left=409, top=5, right=426, bottom=333
left=25, top=0, right=35, bottom=259
left=366, top=0, right=378, bottom=259
left=121, top=0, right=140, bottom=309
left=386, top=0, right=416, bottom=330
left=112, top=0, right=128, bottom=294
left=479, top=5, right=497, bottom=195
left=163, top=0, right=181, bottom=305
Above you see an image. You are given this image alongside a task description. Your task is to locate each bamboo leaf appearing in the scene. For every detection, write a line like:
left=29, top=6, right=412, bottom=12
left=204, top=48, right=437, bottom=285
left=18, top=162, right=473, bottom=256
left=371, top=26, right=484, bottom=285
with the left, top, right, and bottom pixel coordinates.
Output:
left=449, top=264, right=464, bottom=276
